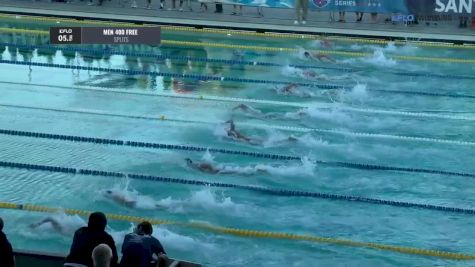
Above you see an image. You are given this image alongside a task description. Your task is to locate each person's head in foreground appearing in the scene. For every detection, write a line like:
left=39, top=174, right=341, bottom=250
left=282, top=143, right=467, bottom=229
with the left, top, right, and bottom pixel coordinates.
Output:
left=92, top=243, right=112, bottom=267
left=135, top=221, right=153, bottom=236
left=88, top=212, right=107, bottom=231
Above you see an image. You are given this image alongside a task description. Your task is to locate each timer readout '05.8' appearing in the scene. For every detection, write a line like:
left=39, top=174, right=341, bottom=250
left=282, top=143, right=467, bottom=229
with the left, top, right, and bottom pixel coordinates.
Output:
left=49, top=27, right=161, bottom=45
left=50, top=27, right=82, bottom=44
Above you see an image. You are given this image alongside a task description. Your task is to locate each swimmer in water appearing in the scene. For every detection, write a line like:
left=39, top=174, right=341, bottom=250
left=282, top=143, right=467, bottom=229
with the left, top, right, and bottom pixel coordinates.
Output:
left=274, top=83, right=313, bottom=98
left=225, top=120, right=257, bottom=144
left=185, top=158, right=219, bottom=174
left=233, top=104, right=281, bottom=119
left=103, top=189, right=138, bottom=208
left=301, top=69, right=328, bottom=81
left=102, top=189, right=165, bottom=210
left=304, top=51, right=336, bottom=63
left=233, top=104, right=264, bottom=117
left=30, top=217, right=66, bottom=234
left=186, top=158, right=268, bottom=175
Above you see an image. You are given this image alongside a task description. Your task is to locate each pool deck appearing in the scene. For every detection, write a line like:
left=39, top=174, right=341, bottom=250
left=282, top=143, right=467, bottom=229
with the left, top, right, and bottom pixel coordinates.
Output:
left=1, top=0, right=475, bottom=43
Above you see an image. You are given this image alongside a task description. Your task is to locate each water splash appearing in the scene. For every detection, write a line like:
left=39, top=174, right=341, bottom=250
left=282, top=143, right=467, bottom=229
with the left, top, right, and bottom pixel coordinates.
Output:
left=155, top=188, right=243, bottom=215
left=362, top=50, right=397, bottom=67
left=304, top=105, right=352, bottom=123
left=201, top=149, right=215, bottom=164
left=100, top=184, right=163, bottom=210
left=255, top=157, right=316, bottom=177
left=339, top=83, right=368, bottom=103
left=23, top=212, right=86, bottom=238
left=110, top=224, right=216, bottom=253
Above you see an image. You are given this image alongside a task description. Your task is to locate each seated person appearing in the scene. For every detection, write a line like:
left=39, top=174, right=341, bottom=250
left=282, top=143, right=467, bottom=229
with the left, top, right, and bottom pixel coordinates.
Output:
left=120, top=221, right=166, bottom=267
left=65, top=212, right=118, bottom=267
left=92, top=244, right=113, bottom=267
left=0, top=217, right=15, bottom=267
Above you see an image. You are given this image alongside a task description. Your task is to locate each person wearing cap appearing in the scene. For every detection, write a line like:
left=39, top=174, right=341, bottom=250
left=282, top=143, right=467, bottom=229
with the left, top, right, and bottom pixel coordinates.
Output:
left=65, top=212, right=118, bottom=267
left=0, top=217, right=15, bottom=267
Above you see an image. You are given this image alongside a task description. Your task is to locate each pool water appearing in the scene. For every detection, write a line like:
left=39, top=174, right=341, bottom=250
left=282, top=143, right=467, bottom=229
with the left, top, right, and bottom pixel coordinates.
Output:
left=0, top=15, right=474, bottom=266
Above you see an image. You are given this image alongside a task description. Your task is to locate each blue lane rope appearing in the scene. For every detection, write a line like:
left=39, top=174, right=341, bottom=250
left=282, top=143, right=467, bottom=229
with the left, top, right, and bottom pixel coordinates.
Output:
left=0, top=128, right=473, bottom=178
left=2, top=54, right=474, bottom=100
left=0, top=160, right=474, bottom=215
left=0, top=59, right=342, bottom=89
left=5, top=42, right=475, bottom=80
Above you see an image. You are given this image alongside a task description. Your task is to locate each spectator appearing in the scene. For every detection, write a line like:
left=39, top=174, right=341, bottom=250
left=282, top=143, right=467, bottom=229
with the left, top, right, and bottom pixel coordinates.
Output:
left=92, top=244, right=113, bottom=267
left=338, top=11, right=346, bottom=22
left=215, top=2, right=223, bottom=13
left=355, top=12, right=363, bottom=22
left=294, top=0, right=308, bottom=25
left=459, top=16, right=468, bottom=28
left=0, top=217, right=15, bottom=267
left=156, top=254, right=169, bottom=267
left=120, top=221, right=166, bottom=267
left=199, top=1, right=208, bottom=12
left=232, top=4, right=243, bottom=15
left=64, top=212, right=118, bottom=267
left=370, top=12, right=378, bottom=22
left=257, top=6, right=263, bottom=17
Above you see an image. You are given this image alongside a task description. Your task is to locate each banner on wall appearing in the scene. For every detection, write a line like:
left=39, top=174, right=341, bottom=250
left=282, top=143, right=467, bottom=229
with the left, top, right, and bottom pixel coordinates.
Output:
left=314, top=0, right=408, bottom=13
left=209, top=0, right=473, bottom=15
left=405, top=0, right=474, bottom=15
left=211, top=0, right=408, bottom=13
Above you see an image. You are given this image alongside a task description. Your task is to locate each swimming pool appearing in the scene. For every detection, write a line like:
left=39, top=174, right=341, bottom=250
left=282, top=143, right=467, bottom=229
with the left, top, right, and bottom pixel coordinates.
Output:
left=0, top=13, right=475, bottom=266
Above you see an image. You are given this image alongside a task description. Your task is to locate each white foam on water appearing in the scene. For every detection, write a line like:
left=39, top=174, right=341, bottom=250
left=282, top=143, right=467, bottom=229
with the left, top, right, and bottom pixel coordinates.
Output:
left=362, top=50, right=397, bottom=67
left=154, top=227, right=216, bottom=251
left=384, top=42, right=419, bottom=54
left=156, top=188, right=244, bottom=215
left=218, top=164, right=263, bottom=175
left=281, top=65, right=303, bottom=77
left=22, top=212, right=86, bottom=239
left=349, top=42, right=418, bottom=55
left=304, top=105, right=352, bottom=123
left=338, top=84, right=368, bottom=104
left=255, top=157, right=316, bottom=177
left=189, top=188, right=237, bottom=211
left=110, top=225, right=216, bottom=253
left=100, top=184, right=163, bottom=210
left=261, top=129, right=292, bottom=148
left=201, top=149, right=215, bottom=164
left=213, top=123, right=228, bottom=139
left=297, top=133, right=330, bottom=148
left=295, top=46, right=308, bottom=60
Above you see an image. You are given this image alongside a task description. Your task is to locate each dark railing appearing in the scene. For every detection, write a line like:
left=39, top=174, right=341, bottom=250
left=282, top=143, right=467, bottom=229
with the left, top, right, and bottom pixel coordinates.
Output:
left=14, top=249, right=202, bottom=267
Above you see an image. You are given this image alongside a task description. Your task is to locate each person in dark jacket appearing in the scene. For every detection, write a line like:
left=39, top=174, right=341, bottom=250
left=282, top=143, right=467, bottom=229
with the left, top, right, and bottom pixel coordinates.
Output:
left=0, top=217, right=15, bottom=267
left=65, top=212, right=118, bottom=267
left=120, top=221, right=165, bottom=267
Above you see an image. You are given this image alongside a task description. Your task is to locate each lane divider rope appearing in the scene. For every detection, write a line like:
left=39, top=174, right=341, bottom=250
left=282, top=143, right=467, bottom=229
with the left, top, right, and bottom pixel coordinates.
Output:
left=0, top=27, right=475, bottom=64
left=2, top=13, right=475, bottom=50
left=2, top=58, right=475, bottom=101
left=0, top=80, right=308, bottom=108
left=0, top=128, right=473, bottom=178
left=0, top=202, right=473, bottom=260
left=2, top=103, right=474, bottom=147
left=4, top=42, right=475, bottom=81
left=0, top=161, right=475, bottom=215
left=0, top=59, right=345, bottom=89
left=3, top=81, right=472, bottom=121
